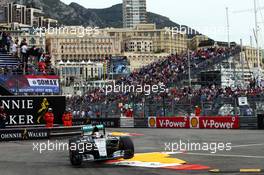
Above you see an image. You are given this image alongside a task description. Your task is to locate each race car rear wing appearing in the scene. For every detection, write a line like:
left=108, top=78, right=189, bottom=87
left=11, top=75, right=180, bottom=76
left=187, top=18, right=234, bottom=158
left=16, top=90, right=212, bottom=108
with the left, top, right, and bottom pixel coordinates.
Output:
left=82, top=125, right=106, bottom=135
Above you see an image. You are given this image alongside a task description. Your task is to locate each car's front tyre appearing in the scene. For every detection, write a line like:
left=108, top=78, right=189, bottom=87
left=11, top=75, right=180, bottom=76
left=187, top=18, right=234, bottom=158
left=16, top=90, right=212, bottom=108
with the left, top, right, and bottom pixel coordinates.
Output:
left=119, top=136, right=134, bottom=159
left=69, top=138, right=83, bottom=166
left=70, top=151, right=83, bottom=166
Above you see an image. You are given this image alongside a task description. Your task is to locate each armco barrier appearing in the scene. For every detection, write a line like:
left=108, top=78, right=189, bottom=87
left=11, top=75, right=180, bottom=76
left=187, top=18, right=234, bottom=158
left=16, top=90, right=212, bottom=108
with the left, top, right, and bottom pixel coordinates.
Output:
left=240, top=116, right=258, bottom=129
left=89, top=118, right=120, bottom=128
left=120, top=117, right=134, bottom=128
left=148, top=116, right=240, bottom=129
left=48, top=126, right=82, bottom=137
left=134, top=118, right=148, bottom=128
left=73, top=118, right=120, bottom=128
left=257, top=114, right=264, bottom=129
left=6, top=124, right=60, bottom=128
left=0, top=115, right=259, bottom=142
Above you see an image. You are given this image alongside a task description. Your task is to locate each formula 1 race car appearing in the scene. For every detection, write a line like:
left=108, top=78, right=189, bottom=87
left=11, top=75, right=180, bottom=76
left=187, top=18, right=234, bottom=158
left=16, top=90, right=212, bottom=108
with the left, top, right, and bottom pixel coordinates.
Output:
left=69, top=125, right=134, bottom=166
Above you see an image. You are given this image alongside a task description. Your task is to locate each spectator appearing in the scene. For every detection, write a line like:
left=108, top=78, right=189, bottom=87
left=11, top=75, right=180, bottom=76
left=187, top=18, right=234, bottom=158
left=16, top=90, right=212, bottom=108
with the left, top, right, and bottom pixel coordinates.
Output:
left=20, top=38, right=27, bottom=47
left=195, top=106, right=202, bottom=116
left=87, top=108, right=94, bottom=118
left=95, top=111, right=100, bottom=118
left=38, top=61, right=46, bottom=74
left=37, top=47, right=44, bottom=62
left=28, top=46, right=38, bottom=65
left=11, top=41, right=18, bottom=57
left=81, top=111, right=86, bottom=118
left=125, top=107, right=134, bottom=118
left=6, top=33, right=12, bottom=53
left=1, top=32, right=8, bottom=53
left=21, top=43, right=28, bottom=71
left=72, top=110, right=77, bottom=119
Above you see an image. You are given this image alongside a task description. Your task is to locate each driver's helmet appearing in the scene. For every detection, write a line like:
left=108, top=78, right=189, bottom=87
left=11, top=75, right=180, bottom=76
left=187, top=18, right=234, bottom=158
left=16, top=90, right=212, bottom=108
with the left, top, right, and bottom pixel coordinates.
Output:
left=94, top=132, right=101, bottom=138
left=92, top=127, right=101, bottom=138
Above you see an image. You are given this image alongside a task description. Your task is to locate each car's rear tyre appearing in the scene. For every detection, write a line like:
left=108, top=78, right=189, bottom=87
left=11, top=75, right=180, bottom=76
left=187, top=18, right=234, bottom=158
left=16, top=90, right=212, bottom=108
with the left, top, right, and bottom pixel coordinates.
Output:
left=69, top=138, right=83, bottom=166
left=119, top=136, right=134, bottom=159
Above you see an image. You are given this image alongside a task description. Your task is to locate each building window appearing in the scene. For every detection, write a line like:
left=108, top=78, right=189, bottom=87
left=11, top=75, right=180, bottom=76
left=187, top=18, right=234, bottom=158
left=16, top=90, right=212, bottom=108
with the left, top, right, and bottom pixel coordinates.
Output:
left=30, top=37, right=36, bottom=45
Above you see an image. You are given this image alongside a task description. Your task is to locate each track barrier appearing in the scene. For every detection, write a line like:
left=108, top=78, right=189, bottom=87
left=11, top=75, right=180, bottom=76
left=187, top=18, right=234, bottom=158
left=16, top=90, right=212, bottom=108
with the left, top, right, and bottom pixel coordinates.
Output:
left=0, top=115, right=262, bottom=141
left=240, top=116, right=258, bottom=129
left=0, top=128, right=50, bottom=141
left=73, top=118, right=120, bottom=127
left=257, top=114, right=264, bottom=129
left=120, top=117, right=134, bottom=128
left=134, top=118, right=148, bottom=128
left=148, top=116, right=240, bottom=129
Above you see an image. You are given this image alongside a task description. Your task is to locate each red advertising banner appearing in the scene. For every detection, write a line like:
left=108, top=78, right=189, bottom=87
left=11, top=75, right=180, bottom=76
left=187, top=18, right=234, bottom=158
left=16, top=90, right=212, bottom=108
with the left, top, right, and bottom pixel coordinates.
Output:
left=155, top=117, right=189, bottom=128
left=198, top=116, right=240, bottom=129
left=148, top=116, right=240, bottom=129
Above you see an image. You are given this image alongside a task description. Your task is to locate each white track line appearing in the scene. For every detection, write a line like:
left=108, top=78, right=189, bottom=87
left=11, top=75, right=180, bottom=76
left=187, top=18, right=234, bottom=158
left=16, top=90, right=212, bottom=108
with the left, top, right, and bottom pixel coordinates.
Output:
left=231, top=143, right=264, bottom=148
left=182, top=152, right=264, bottom=159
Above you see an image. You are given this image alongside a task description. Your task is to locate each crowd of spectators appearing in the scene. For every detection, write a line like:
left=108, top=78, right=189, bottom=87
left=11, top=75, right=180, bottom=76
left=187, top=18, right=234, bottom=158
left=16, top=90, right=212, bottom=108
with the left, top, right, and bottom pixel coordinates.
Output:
left=114, top=47, right=230, bottom=88
left=66, top=84, right=264, bottom=117
left=168, top=85, right=264, bottom=104
left=0, top=31, right=55, bottom=75
left=67, top=46, right=260, bottom=114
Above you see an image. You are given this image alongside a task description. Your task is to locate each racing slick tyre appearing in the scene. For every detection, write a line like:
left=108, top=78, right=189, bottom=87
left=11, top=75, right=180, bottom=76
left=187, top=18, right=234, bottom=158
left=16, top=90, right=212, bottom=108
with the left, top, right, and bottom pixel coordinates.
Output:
left=69, top=138, right=83, bottom=166
left=119, top=136, right=134, bottom=159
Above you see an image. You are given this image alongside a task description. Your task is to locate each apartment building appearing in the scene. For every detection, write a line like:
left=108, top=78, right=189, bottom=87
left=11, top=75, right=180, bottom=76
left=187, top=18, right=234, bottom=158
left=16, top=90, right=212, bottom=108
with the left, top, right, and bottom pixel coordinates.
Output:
left=46, top=27, right=122, bottom=66
left=123, top=0, right=147, bottom=28
left=0, top=2, right=57, bottom=28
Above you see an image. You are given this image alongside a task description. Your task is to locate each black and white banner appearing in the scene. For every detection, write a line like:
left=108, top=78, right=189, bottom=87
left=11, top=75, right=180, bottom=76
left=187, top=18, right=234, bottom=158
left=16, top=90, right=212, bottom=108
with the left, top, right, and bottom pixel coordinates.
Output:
left=0, top=128, right=50, bottom=141
left=0, top=96, right=66, bottom=126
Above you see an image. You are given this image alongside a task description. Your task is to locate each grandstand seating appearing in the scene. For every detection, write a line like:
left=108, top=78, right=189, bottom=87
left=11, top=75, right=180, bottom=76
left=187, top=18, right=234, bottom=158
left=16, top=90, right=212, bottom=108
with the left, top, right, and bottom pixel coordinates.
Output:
left=0, top=50, right=17, bottom=95
left=67, top=46, right=242, bottom=114
left=175, top=47, right=241, bottom=87
left=0, top=52, right=20, bottom=68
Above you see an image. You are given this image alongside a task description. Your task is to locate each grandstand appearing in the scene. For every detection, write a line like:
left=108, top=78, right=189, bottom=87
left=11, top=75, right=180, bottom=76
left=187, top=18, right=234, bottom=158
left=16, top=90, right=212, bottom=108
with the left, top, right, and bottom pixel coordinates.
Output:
left=0, top=52, right=20, bottom=68
left=67, top=45, right=253, bottom=118
left=0, top=48, right=18, bottom=95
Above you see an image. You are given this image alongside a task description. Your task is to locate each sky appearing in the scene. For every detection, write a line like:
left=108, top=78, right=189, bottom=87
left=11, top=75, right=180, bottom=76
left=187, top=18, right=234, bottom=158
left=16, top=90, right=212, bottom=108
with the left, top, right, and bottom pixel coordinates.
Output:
left=60, top=0, right=264, bottom=48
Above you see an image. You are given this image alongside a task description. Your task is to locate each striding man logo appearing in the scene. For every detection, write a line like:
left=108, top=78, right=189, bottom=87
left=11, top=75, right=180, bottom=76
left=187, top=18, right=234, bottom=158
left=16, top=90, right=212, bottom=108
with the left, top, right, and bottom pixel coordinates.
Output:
left=22, top=129, right=28, bottom=140
left=37, top=98, right=49, bottom=124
